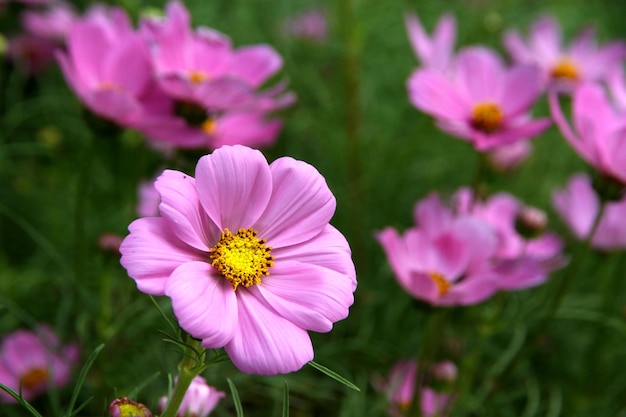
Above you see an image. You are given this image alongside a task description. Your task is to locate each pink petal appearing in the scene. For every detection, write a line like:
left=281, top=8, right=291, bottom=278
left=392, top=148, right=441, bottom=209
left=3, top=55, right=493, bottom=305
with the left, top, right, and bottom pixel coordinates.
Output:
left=529, top=16, right=561, bottom=61
left=455, top=47, right=504, bottom=101
left=474, top=118, right=551, bottom=151
left=439, top=273, right=498, bottom=305
left=103, top=34, right=151, bottom=95
left=165, top=261, right=238, bottom=347
left=404, top=13, right=431, bottom=63
left=228, top=45, right=283, bottom=87
left=65, top=20, right=111, bottom=87
left=254, top=156, right=335, bottom=247
left=155, top=170, right=220, bottom=251
left=500, top=65, right=543, bottom=117
left=84, top=87, right=142, bottom=126
left=195, top=77, right=255, bottom=110
left=503, top=30, right=532, bottom=63
left=120, top=217, right=205, bottom=295
left=407, top=69, right=469, bottom=120
left=552, top=173, right=598, bottom=239
left=376, top=227, right=414, bottom=287
left=548, top=89, right=588, bottom=158
left=195, top=145, right=273, bottom=231
left=407, top=271, right=440, bottom=304
left=256, top=261, right=354, bottom=333
left=225, top=290, right=313, bottom=375
left=212, top=112, right=281, bottom=149
left=413, top=192, right=453, bottom=237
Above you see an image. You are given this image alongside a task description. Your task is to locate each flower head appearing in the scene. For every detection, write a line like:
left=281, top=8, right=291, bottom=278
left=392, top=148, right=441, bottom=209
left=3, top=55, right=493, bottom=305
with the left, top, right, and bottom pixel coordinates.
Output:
left=408, top=47, right=551, bottom=151
left=553, top=173, right=626, bottom=250
left=158, top=376, right=225, bottom=417
left=503, top=15, right=626, bottom=92
left=0, top=325, right=79, bottom=403
left=120, top=145, right=356, bottom=374
left=282, top=8, right=328, bottom=43
left=108, top=397, right=153, bottom=417
left=549, top=82, right=626, bottom=185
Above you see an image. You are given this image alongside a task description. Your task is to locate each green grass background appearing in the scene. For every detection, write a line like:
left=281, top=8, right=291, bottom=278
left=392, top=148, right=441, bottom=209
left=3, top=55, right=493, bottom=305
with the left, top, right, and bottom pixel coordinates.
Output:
left=1, top=0, right=626, bottom=416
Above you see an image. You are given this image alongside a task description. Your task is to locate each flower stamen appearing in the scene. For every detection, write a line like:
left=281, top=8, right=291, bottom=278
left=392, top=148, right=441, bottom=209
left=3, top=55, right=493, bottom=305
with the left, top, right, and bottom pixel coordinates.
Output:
left=471, top=102, right=503, bottom=133
left=428, top=271, right=451, bottom=296
left=188, top=70, right=208, bottom=84
left=209, top=228, right=273, bottom=291
left=551, top=58, right=579, bottom=81
left=20, top=367, right=49, bottom=390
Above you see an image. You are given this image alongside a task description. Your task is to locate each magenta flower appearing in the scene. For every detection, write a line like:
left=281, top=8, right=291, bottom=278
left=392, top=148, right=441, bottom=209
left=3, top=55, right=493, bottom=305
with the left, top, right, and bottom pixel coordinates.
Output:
left=373, top=359, right=455, bottom=417
left=503, top=15, right=626, bottom=91
left=487, top=140, right=532, bottom=172
left=21, top=1, right=76, bottom=42
left=376, top=193, right=500, bottom=306
left=0, top=325, right=79, bottom=403
left=405, top=12, right=456, bottom=71
left=282, top=8, right=328, bottom=43
left=553, top=173, right=626, bottom=250
left=120, top=145, right=356, bottom=375
left=56, top=5, right=166, bottom=130
left=408, top=47, right=551, bottom=151
left=549, top=82, right=626, bottom=185
left=159, top=376, right=225, bottom=417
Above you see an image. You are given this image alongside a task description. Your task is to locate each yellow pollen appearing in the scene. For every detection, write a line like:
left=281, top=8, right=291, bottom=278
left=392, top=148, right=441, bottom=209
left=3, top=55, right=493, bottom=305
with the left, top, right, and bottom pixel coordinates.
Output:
left=189, top=70, right=208, bottom=84
left=209, top=228, right=273, bottom=291
left=428, top=272, right=451, bottom=296
left=551, top=58, right=579, bottom=81
left=201, top=118, right=217, bottom=135
left=20, top=367, right=49, bottom=390
left=471, top=102, right=503, bottom=134
left=118, top=403, right=149, bottom=417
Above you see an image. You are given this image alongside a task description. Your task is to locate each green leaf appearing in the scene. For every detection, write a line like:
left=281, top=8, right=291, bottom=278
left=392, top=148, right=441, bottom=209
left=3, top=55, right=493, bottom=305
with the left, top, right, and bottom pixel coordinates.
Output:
left=282, top=381, right=290, bottom=417
left=127, top=371, right=161, bottom=399
left=65, top=343, right=105, bottom=417
left=227, top=378, right=244, bottom=417
left=0, top=383, right=44, bottom=417
left=308, top=361, right=360, bottom=391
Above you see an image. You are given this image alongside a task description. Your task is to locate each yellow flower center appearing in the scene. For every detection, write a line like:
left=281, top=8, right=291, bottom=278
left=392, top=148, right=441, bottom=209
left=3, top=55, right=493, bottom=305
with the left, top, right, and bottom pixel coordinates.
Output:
left=188, top=70, right=208, bottom=84
left=471, top=102, right=503, bottom=134
left=201, top=118, right=217, bottom=135
left=551, top=58, right=579, bottom=81
left=209, top=228, right=274, bottom=291
left=20, top=367, right=49, bottom=390
left=428, top=271, right=451, bottom=296
left=118, top=403, right=150, bottom=417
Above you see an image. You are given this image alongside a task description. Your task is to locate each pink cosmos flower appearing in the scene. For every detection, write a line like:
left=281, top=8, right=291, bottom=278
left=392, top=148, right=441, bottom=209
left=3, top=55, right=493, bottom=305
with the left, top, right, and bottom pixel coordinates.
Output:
left=159, top=376, right=225, bottom=417
left=56, top=5, right=168, bottom=130
left=553, top=173, right=626, bottom=250
left=282, top=8, right=328, bottom=43
left=136, top=178, right=161, bottom=218
left=21, top=1, right=76, bottom=42
left=373, top=359, right=455, bottom=417
left=376, top=193, right=501, bottom=306
left=455, top=188, right=565, bottom=291
left=549, top=82, right=626, bottom=185
left=503, top=15, right=626, bottom=92
left=487, top=140, right=532, bottom=172
left=0, top=325, right=79, bottom=403
left=405, top=12, right=456, bottom=71
left=119, top=145, right=357, bottom=375
left=408, top=47, right=551, bottom=151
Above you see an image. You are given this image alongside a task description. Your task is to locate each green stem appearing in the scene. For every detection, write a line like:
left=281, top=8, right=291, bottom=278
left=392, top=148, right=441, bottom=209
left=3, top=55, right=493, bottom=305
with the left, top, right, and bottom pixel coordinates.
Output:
left=160, top=337, right=205, bottom=417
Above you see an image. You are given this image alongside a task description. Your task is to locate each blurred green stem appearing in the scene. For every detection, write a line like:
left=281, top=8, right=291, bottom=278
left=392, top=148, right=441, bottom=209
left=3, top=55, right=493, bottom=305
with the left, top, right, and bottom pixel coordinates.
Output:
left=160, top=337, right=204, bottom=417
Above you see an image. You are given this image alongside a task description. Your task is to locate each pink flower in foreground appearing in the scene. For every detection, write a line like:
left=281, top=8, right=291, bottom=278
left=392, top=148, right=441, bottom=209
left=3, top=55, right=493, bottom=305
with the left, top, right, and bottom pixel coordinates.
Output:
left=159, top=376, right=225, bottom=417
left=376, top=193, right=500, bottom=306
left=405, top=12, right=456, bottom=71
left=282, top=8, right=328, bottom=43
left=503, top=15, right=626, bottom=92
left=0, top=325, right=79, bottom=403
left=549, top=82, right=626, bottom=185
left=553, top=173, right=626, bottom=250
left=374, top=360, right=455, bottom=417
left=408, top=47, right=551, bottom=151
left=120, top=145, right=356, bottom=375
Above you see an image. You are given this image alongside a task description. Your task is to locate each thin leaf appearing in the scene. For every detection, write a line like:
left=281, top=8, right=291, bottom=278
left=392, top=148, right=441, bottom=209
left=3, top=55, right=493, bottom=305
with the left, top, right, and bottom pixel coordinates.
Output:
left=308, top=361, right=360, bottom=391
left=282, top=381, right=289, bottom=417
left=65, top=343, right=105, bottom=417
left=0, top=383, right=44, bottom=417
left=227, top=378, right=244, bottom=417
left=67, top=397, right=94, bottom=417
left=149, top=295, right=179, bottom=334
left=489, top=326, right=527, bottom=376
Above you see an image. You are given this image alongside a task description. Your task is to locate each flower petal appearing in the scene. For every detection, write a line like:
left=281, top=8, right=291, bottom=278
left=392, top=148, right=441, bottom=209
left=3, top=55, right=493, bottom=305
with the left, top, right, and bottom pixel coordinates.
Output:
left=120, top=217, right=204, bottom=295
left=165, top=262, right=238, bottom=347
left=254, top=156, right=335, bottom=247
left=195, top=145, right=272, bottom=231
left=407, top=69, right=469, bottom=120
left=256, top=261, right=354, bottom=333
left=225, top=290, right=313, bottom=375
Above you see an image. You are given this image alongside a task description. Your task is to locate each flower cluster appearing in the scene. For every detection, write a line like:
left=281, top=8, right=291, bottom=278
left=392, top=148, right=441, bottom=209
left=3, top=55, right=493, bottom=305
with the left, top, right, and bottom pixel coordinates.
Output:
left=57, top=1, right=294, bottom=151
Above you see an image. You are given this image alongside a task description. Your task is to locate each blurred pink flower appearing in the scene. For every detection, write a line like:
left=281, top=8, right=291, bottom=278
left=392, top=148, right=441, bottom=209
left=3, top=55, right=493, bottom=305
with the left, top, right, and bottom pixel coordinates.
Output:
left=373, top=359, right=454, bottom=417
left=158, top=376, right=225, bottom=417
left=405, top=12, right=456, bottom=71
left=21, top=1, right=76, bottom=42
left=549, top=82, right=626, bottom=185
left=136, top=178, right=161, bottom=218
left=0, top=325, right=79, bottom=403
left=408, top=47, right=551, bottom=151
left=56, top=5, right=168, bottom=130
left=503, top=15, right=626, bottom=92
left=455, top=188, right=565, bottom=291
left=377, top=193, right=500, bottom=306
left=97, top=232, right=124, bottom=254
left=487, top=140, right=532, bottom=172
left=119, top=145, right=356, bottom=375
left=7, top=34, right=57, bottom=74
left=282, top=8, right=328, bottom=43
left=553, top=173, right=626, bottom=250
